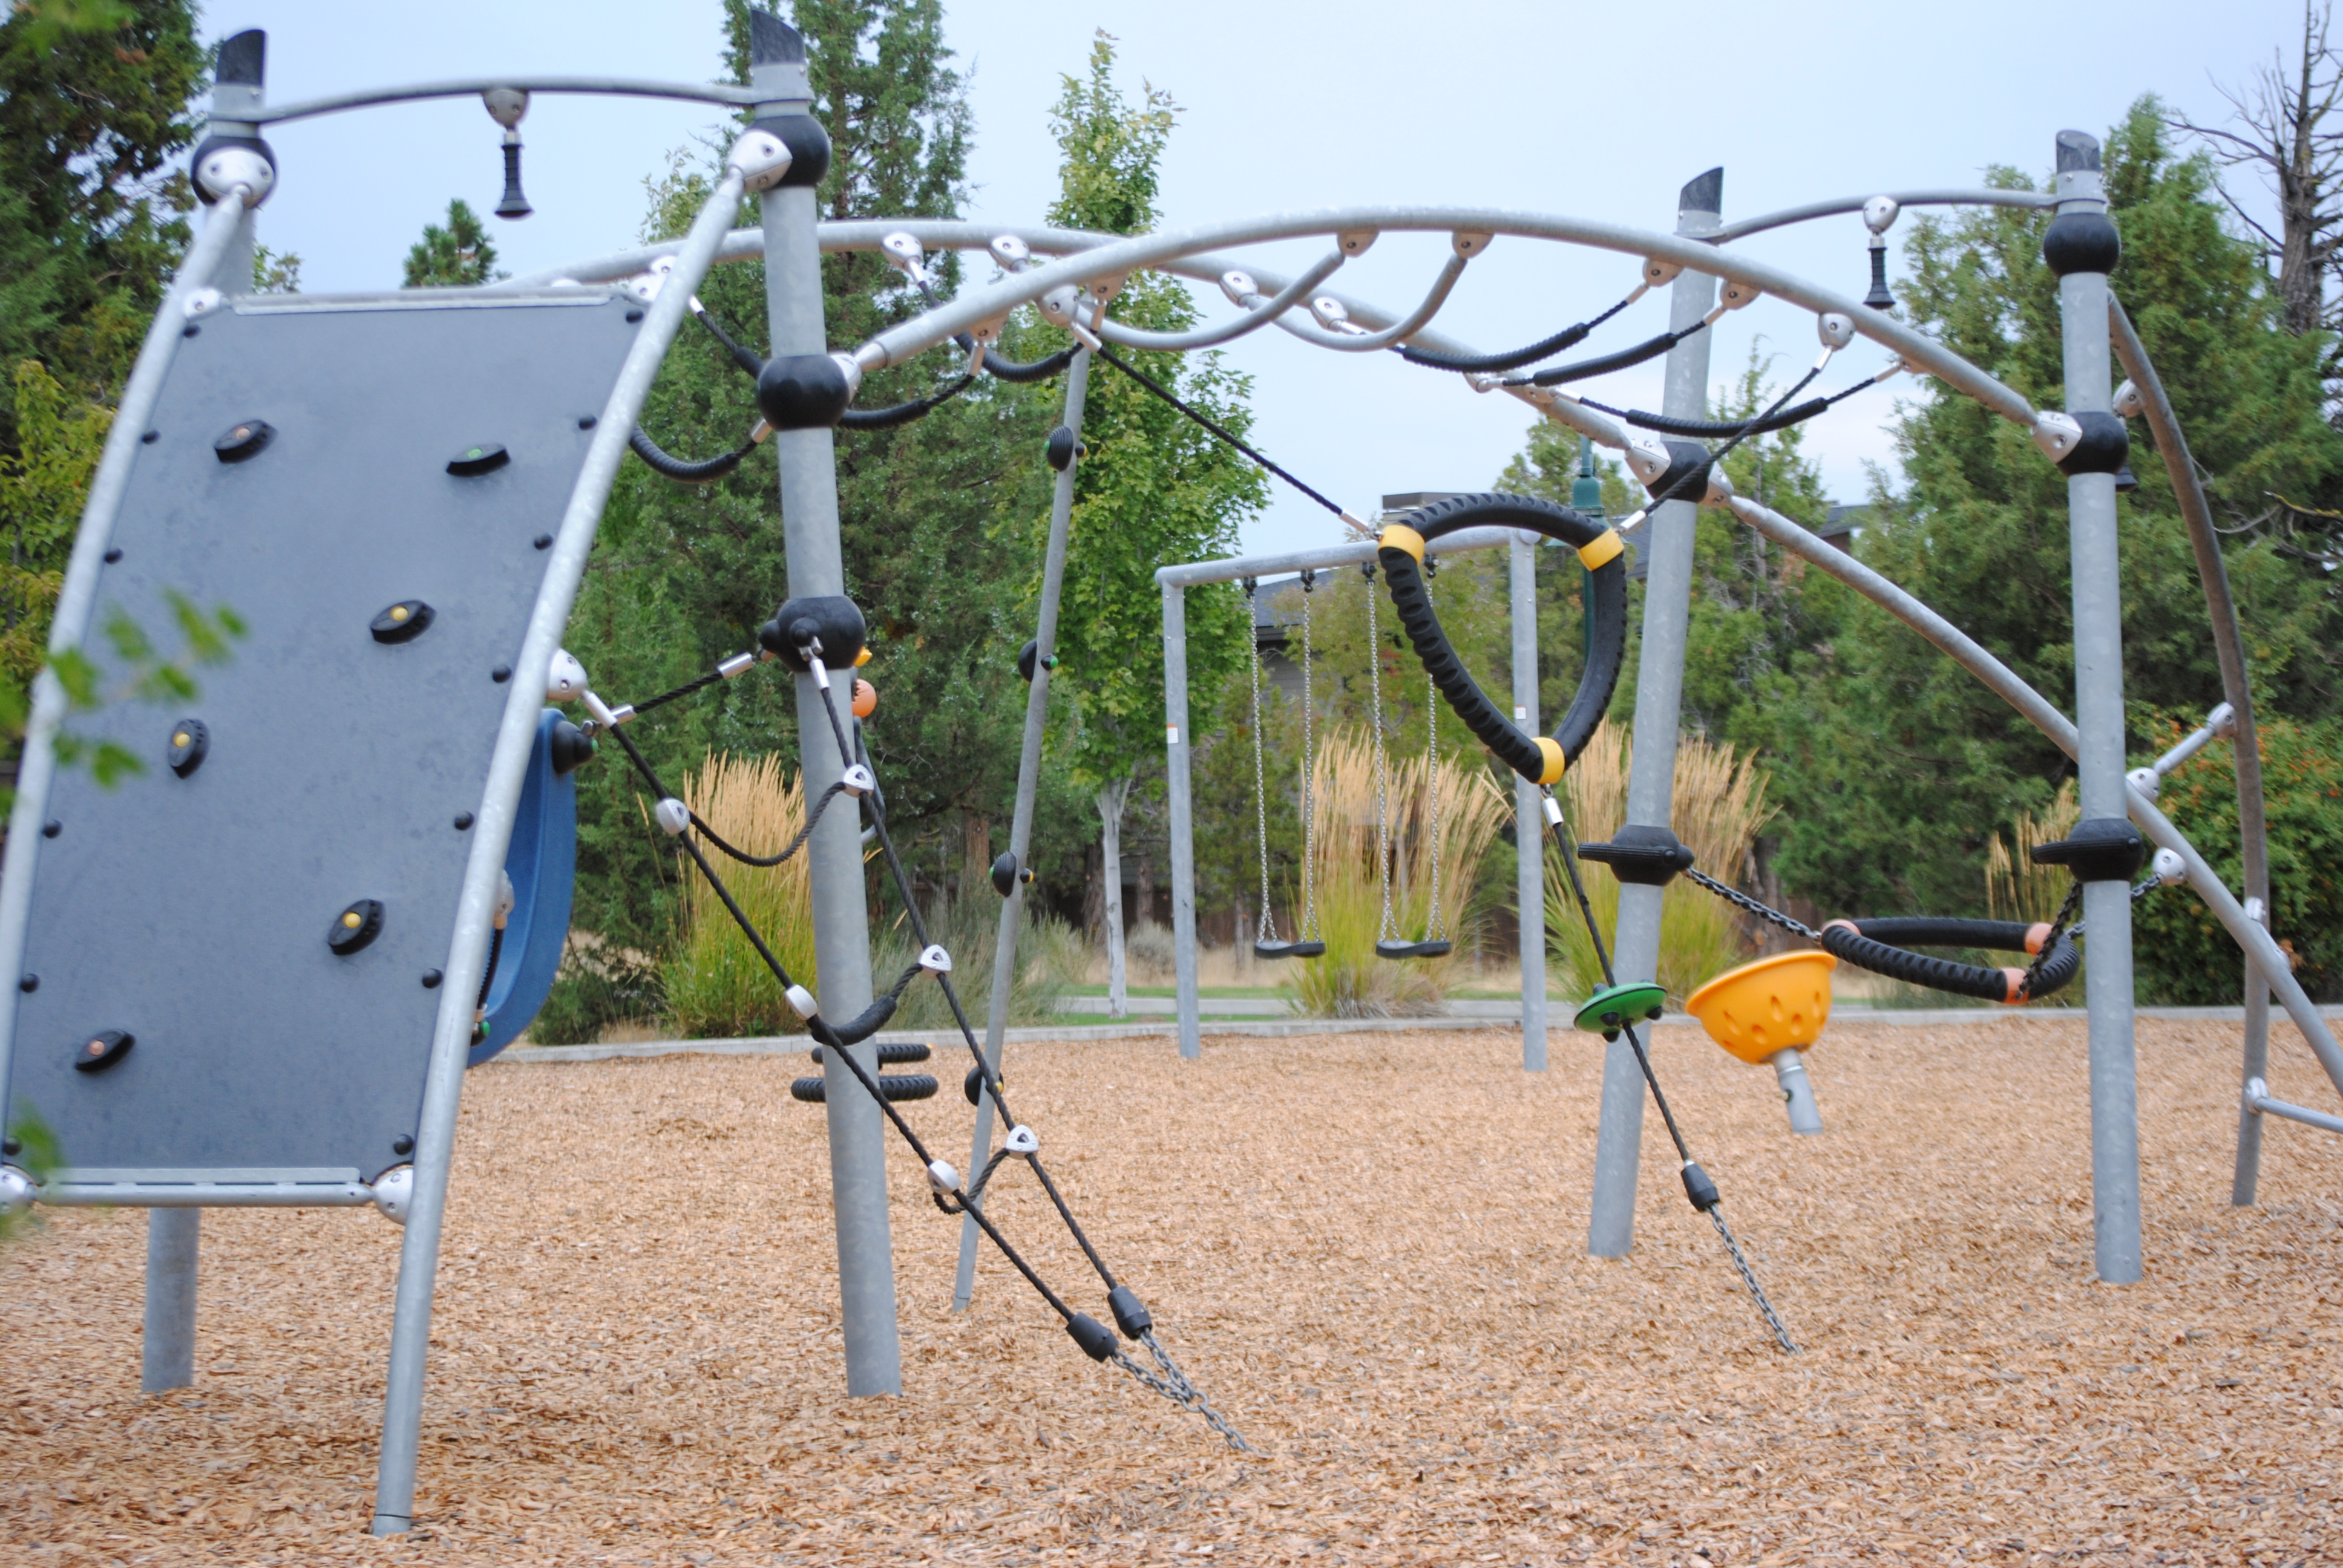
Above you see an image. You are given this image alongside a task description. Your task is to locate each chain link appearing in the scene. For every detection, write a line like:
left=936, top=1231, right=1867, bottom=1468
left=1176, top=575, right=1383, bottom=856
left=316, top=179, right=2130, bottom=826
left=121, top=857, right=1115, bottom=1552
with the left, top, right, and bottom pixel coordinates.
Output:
left=1364, top=562, right=1398, bottom=942
left=1708, top=1206, right=1799, bottom=1353
left=1110, top=1330, right=1253, bottom=1452
left=1680, top=866, right=1820, bottom=942
left=2018, top=880, right=2084, bottom=1000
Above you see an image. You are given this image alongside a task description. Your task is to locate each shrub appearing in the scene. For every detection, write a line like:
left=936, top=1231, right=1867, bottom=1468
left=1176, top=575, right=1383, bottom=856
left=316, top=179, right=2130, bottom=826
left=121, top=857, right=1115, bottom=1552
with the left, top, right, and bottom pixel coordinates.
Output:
left=873, top=893, right=1085, bottom=1031
left=661, top=753, right=821, bottom=1038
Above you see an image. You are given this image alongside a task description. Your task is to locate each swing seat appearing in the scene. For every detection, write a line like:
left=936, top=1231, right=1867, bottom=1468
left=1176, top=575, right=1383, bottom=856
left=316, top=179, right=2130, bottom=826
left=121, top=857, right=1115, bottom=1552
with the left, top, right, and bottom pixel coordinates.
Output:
left=1573, top=981, right=1670, bottom=1040
left=1254, top=939, right=1326, bottom=960
left=1374, top=938, right=1453, bottom=960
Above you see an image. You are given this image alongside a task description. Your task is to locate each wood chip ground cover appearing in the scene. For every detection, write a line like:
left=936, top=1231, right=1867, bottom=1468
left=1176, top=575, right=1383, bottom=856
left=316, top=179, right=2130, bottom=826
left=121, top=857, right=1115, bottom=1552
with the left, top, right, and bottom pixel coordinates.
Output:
left=2, top=1017, right=2338, bottom=1565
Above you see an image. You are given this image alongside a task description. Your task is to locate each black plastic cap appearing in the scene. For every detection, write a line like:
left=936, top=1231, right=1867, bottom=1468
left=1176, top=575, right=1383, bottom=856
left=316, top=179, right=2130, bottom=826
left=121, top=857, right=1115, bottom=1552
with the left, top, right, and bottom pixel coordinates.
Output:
left=1681, top=1161, right=1721, bottom=1212
left=549, top=719, right=596, bottom=776
left=749, top=9, right=805, bottom=63
left=1066, top=1313, right=1118, bottom=1362
left=2055, top=130, right=2102, bottom=174
left=756, top=593, right=867, bottom=671
left=1108, top=1285, right=1153, bottom=1339
left=990, top=851, right=1023, bottom=898
left=1679, top=166, right=1724, bottom=218
left=756, top=353, right=853, bottom=431
left=214, top=419, right=274, bottom=464
left=2042, top=212, right=2120, bottom=278
left=1044, top=425, right=1078, bottom=472
left=370, top=601, right=434, bottom=645
left=1578, top=823, right=1696, bottom=887
left=2030, top=816, right=2145, bottom=883
left=73, top=1028, right=134, bottom=1074
left=1645, top=439, right=1714, bottom=508
left=166, top=718, right=208, bottom=778
left=750, top=113, right=832, bottom=189
left=1016, top=639, right=1057, bottom=682
left=329, top=899, right=385, bottom=956
left=188, top=132, right=275, bottom=206
left=2114, top=460, right=2139, bottom=494
left=217, top=29, right=266, bottom=85
left=2054, top=411, right=2130, bottom=478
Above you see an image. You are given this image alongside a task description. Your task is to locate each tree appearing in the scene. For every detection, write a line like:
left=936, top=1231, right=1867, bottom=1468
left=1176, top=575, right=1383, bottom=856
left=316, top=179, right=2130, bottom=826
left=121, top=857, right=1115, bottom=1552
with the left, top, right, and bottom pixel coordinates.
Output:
left=402, top=199, right=501, bottom=287
left=1042, top=33, right=1264, bottom=1014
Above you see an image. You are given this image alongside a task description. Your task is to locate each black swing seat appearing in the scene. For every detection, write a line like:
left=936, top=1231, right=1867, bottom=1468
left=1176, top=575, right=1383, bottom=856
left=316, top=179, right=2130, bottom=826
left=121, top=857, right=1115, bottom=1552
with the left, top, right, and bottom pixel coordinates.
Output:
left=1375, top=938, right=1453, bottom=960
left=1254, top=939, right=1326, bottom=960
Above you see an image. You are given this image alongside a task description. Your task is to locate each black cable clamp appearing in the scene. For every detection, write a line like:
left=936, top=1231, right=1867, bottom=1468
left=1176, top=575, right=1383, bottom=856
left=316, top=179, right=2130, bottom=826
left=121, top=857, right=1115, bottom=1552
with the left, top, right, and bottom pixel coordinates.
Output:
left=2029, top=816, right=2146, bottom=884
left=1578, top=824, right=1696, bottom=887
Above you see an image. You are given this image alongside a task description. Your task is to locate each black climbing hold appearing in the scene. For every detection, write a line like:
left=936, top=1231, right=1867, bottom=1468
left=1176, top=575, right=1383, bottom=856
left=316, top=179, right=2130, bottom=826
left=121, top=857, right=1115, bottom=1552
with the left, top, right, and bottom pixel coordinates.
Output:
left=788, top=1073, right=939, bottom=1104
left=392, top=1135, right=415, bottom=1155
left=447, top=442, right=510, bottom=477
left=1681, top=1161, right=1721, bottom=1212
left=73, top=1029, right=133, bottom=1073
left=1, top=1137, right=16, bottom=1155
left=990, top=851, right=1030, bottom=898
left=139, top=431, right=158, bottom=445
left=18, top=975, right=35, bottom=993
left=421, top=969, right=444, bottom=989
left=810, top=1042, right=932, bottom=1066
left=2041, top=211, right=2120, bottom=278
left=1017, top=640, right=1058, bottom=682
left=166, top=719, right=208, bottom=778
left=1044, top=425, right=1078, bottom=472
left=1066, top=1312, right=1118, bottom=1362
left=1643, top=438, right=1712, bottom=506
left=965, top=1062, right=993, bottom=1106
left=329, top=898, right=385, bottom=956
left=534, top=533, right=553, bottom=549
left=370, top=601, right=434, bottom=644
left=624, top=309, right=644, bottom=324
left=213, top=419, right=274, bottom=464
left=1108, top=1285, right=1153, bottom=1340
left=453, top=812, right=476, bottom=831
left=757, top=594, right=867, bottom=672
left=756, top=353, right=854, bottom=432
left=42, top=820, right=59, bottom=838
left=103, top=547, right=123, bottom=563
left=1577, top=824, right=1695, bottom=886
left=577, top=416, right=597, bottom=430
left=2030, top=816, right=2146, bottom=884
left=549, top=719, right=596, bottom=776
left=182, top=324, right=199, bottom=338
left=2053, top=411, right=2129, bottom=479
left=491, top=664, right=513, bottom=683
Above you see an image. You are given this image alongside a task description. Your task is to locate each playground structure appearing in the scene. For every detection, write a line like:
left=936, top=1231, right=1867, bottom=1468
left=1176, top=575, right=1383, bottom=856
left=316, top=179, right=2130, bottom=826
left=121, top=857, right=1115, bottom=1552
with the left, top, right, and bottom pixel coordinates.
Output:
left=0, top=8, right=2334, bottom=1541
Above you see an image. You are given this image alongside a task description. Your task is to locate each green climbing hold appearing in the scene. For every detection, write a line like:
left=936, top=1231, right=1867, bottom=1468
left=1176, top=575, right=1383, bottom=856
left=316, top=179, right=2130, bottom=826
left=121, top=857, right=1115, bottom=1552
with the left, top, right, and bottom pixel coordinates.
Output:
left=1573, top=981, right=1669, bottom=1040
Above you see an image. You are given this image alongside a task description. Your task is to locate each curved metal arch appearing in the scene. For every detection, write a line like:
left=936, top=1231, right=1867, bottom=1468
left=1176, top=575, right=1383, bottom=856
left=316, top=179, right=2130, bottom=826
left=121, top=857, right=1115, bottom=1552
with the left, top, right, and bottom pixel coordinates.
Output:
left=1094, top=249, right=1346, bottom=352
left=250, top=76, right=759, bottom=126
left=1709, top=188, right=2057, bottom=245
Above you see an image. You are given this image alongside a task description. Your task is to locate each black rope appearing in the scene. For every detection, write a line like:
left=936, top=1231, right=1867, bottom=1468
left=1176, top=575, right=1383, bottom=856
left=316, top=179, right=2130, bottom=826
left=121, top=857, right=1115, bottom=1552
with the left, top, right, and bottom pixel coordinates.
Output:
left=1581, top=370, right=1885, bottom=439
left=1395, top=290, right=1636, bottom=374
left=694, top=305, right=766, bottom=378
left=1633, top=365, right=1826, bottom=520
left=624, top=666, right=728, bottom=719
left=1530, top=321, right=1709, bottom=387
left=839, top=374, right=975, bottom=430
left=628, top=425, right=756, bottom=484
left=691, top=780, right=850, bottom=868
left=1093, top=343, right=1353, bottom=523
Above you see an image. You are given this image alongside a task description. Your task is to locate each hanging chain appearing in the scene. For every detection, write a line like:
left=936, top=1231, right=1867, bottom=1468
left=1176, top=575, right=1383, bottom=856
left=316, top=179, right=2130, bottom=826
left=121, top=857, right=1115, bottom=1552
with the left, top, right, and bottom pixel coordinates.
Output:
left=1112, top=1330, right=1254, bottom=1452
left=2019, top=880, right=2084, bottom=1001
left=1363, top=561, right=1398, bottom=942
left=1297, top=572, right=1322, bottom=943
left=1682, top=866, right=1820, bottom=942
left=1244, top=578, right=1279, bottom=946
left=1421, top=570, right=1444, bottom=941
left=1709, top=1207, right=1800, bottom=1353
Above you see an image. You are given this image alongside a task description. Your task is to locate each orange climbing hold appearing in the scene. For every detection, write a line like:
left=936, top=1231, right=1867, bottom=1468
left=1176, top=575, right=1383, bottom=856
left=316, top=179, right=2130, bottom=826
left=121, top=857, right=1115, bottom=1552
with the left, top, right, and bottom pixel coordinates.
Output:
left=1685, top=950, right=1837, bottom=1064
left=852, top=678, right=877, bottom=718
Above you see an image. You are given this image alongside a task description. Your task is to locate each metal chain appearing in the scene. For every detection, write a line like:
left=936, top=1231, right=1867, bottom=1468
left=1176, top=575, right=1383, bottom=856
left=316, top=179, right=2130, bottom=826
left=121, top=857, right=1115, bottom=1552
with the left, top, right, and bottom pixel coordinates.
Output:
left=1244, top=579, right=1279, bottom=946
left=1297, top=573, right=1322, bottom=943
left=1682, top=866, right=1820, bottom=942
left=1709, top=1207, right=1799, bottom=1353
left=1363, top=561, right=1398, bottom=942
left=1421, top=570, right=1444, bottom=941
left=2018, top=880, right=2084, bottom=1000
left=1110, top=1330, right=1253, bottom=1452
left=2064, top=874, right=2161, bottom=941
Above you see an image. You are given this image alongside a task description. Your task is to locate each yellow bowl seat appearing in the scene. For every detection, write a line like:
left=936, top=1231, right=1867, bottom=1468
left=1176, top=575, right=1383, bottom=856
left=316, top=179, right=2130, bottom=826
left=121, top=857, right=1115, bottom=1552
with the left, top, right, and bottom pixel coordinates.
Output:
left=1684, top=950, right=1838, bottom=1064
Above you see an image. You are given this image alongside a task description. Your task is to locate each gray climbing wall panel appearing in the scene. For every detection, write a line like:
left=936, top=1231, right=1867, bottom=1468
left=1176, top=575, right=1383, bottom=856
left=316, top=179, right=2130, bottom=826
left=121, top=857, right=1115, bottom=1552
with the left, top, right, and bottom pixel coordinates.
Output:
left=4, top=289, right=638, bottom=1184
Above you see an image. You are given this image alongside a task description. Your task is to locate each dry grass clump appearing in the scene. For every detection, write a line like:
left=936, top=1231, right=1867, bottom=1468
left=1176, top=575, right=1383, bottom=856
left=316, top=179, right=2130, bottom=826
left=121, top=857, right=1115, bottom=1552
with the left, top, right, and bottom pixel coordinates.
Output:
left=1545, top=720, right=1775, bottom=1003
left=1987, top=779, right=2082, bottom=924
left=1282, top=728, right=1509, bottom=1017
left=661, top=752, right=819, bottom=1038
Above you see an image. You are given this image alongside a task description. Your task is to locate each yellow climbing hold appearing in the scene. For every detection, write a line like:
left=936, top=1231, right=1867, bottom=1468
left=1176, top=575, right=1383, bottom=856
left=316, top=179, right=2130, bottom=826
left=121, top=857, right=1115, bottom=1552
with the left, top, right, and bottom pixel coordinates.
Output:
left=1685, top=950, right=1837, bottom=1064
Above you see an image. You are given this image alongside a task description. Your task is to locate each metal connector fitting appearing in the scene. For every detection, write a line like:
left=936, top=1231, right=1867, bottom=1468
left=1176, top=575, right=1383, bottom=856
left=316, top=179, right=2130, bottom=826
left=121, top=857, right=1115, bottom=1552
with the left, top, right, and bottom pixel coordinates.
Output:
left=1863, top=194, right=1902, bottom=235
left=1309, top=296, right=1355, bottom=331
left=654, top=797, right=691, bottom=837
left=2126, top=765, right=2160, bottom=801
left=988, top=234, right=1032, bottom=269
left=1003, top=1124, right=1040, bottom=1154
left=727, top=128, right=796, bottom=192
left=1624, top=436, right=1672, bottom=486
left=627, top=255, right=676, bottom=303
left=2112, top=379, right=2145, bottom=419
left=1451, top=229, right=1493, bottom=258
left=1718, top=279, right=1763, bottom=312
left=786, top=984, right=820, bottom=1021
left=546, top=649, right=588, bottom=703
left=917, top=944, right=952, bottom=973
left=926, top=1159, right=960, bottom=1194
left=839, top=763, right=876, bottom=798
left=2151, top=846, right=2187, bottom=885
left=1817, top=310, right=1856, bottom=351
left=1219, top=269, right=1258, bottom=305
left=195, top=144, right=275, bottom=207
left=1336, top=229, right=1378, bottom=256
left=718, top=652, right=756, bottom=679
left=1640, top=257, right=1684, bottom=289
left=183, top=287, right=225, bottom=321
left=372, top=1165, right=414, bottom=1226
left=879, top=230, right=927, bottom=281
left=2031, top=410, right=2084, bottom=463
left=0, top=1165, right=34, bottom=1215
left=2208, top=701, right=2238, bottom=737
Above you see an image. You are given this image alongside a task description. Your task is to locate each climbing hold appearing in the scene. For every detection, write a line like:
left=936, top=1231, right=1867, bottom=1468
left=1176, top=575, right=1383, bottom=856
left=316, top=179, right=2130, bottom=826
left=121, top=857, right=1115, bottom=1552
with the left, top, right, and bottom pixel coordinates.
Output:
left=809, top=1042, right=932, bottom=1066
left=1573, top=980, right=1668, bottom=1040
left=491, top=664, right=513, bottom=683
left=166, top=719, right=209, bottom=778
left=453, top=812, right=475, bottom=831
left=789, top=1073, right=939, bottom=1104
left=1685, top=951, right=1836, bottom=1063
left=329, top=899, right=385, bottom=956
left=1044, top=425, right=1079, bottom=471
left=852, top=678, right=877, bottom=718
left=370, top=601, right=434, bottom=645
left=213, top=419, right=274, bottom=464
left=73, top=1029, right=134, bottom=1073
left=990, top=851, right=1032, bottom=898
left=421, top=969, right=444, bottom=988
left=548, top=719, right=595, bottom=776
left=447, top=442, right=510, bottom=477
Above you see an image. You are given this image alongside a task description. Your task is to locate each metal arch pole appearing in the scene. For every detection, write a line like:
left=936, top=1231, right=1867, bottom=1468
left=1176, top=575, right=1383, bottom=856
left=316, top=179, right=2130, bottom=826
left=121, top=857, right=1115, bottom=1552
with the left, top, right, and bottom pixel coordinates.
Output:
left=2053, top=134, right=2141, bottom=1285
left=1588, top=168, right=1723, bottom=1259
left=2106, top=302, right=2276, bottom=1207
left=1510, top=534, right=1546, bottom=1071
left=751, top=33, right=900, bottom=1394
left=1165, top=583, right=1202, bottom=1062
left=142, top=1208, right=199, bottom=1392
left=952, top=348, right=1093, bottom=1310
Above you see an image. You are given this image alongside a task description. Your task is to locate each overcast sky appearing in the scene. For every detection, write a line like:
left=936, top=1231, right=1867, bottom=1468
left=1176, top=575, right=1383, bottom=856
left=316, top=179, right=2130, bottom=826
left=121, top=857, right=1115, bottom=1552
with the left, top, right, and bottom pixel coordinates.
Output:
left=215, top=0, right=2306, bottom=556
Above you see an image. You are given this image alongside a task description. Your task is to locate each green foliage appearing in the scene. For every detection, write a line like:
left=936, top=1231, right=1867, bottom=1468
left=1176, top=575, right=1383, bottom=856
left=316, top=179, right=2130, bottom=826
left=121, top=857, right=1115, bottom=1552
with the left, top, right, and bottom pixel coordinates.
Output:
left=0, top=1106, right=57, bottom=1248
left=252, top=244, right=301, bottom=294
left=2133, top=715, right=2343, bottom=1003
left=402, top=199, right=502, bottom=287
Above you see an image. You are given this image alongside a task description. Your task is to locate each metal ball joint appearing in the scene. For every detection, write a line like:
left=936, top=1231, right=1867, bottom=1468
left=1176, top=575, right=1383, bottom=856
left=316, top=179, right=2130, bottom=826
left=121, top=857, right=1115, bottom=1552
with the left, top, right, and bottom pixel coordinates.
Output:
left=0, top=1165, right=36, bottom=1216
left=653, top=797, right=691, bottom=837
left=192, top=140, right=276, bottom=207
left=725, top=128, right=797, bottom=193
left=546, top=648, right=588, bottom=704
left=1817, top=311, right=1856, bottom=353
left=2112, top=379, right=2146, bottom=420
left=2152, top=847, right=2188, bottom=886
left=372, top=1165, right=414, bottom=1226
left=988, top=234, right=1033, bottom=270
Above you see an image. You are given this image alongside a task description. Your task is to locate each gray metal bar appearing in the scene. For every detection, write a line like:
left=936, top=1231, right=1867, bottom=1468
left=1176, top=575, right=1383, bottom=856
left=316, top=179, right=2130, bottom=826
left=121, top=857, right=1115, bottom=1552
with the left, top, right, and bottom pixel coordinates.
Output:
left=1096, top=250, right=1345, bottom=352
left=142, top=1207, right=198, bottom=1393
left=1708, top=188, right=2058, bottom=244
left=1770, top=1050, right=1824, bottom=1135
left=250, top=75, right=757, bottom=126
left=0, top=196, right=247, bottom=1149
left=1588, top=170, right=1723, bottom=1261
left=1165, top=584, right=1202, bottom=1062
left=2245, top=1079, right=2343, bottom=1137
left=1155, top=526, right=1519, bottom=590
left=1723, top=493, right=2343, bottom=1093
left=2054, top=136, right=2140, bottom=1285
left=2106, top=302, right=2276, bottom=1208
left=1262, top=252, right=1471, bottom=351
left=752, top=49, right=899, bottom=1398
left=952, top=348, right=1092, bottom=1310
left=47, top=1183, right=373, bottom=1207
left=370, top=156, right=753, bottom=1542
left=1510, top=534, right=1545, bottom=1072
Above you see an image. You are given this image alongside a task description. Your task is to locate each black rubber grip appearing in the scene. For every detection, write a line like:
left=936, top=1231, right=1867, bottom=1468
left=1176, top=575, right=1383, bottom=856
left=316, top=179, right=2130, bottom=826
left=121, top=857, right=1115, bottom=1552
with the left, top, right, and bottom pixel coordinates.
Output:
left=1608, top=397, right=1828, bottom=437
left=628, top=426, right=753, bottom=483
left=790, top=1072, right=939, bottom=1104
left=827, top=993, right=899, bottom=1044
left=1376, top=492, right=1628, bottom=782
left=980, top=346, right=1079, bottom=384
left=1820, top=916, right=2080, bottom=1003
left=1397, top=321, right=1591, bottom=374
left=1531, top=322, right=1705, bottom=387
left=839, top=374, right=973, bottom=430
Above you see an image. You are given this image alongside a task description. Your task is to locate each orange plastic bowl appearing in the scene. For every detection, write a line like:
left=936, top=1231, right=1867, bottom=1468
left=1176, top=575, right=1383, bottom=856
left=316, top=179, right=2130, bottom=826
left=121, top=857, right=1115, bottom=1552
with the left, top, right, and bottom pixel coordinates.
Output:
left=1684, top=950, right=1838, bottom=1065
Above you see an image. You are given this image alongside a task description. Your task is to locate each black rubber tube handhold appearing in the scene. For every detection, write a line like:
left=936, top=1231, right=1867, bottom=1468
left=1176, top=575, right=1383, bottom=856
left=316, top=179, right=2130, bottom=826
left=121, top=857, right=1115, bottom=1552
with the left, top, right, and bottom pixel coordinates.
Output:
left=1377, top=492, right=1627, bottom=781
left=838, top=374, right=974, bottom=431
left=1530, top=324, right=1703, bottom=387
left=1610, top=398, right=1829, bottom=439
left=790, top=1073, right=940, bottom=1105
left=1397, top=321, right=1591, bottom=374
left=980, top=345, right=1079, bottom=384
left=1066, top=1312, right=1118, bottom=1362
left=1818, top=916, right=2080, bottom=1004
left=812, top=1041, right=931, bottom=1066
left=827, top=993, right=898, bottom=1045
left=1108, top=1285, right=1153, bottom=1339
left=629, top=425, right=753, bottom=483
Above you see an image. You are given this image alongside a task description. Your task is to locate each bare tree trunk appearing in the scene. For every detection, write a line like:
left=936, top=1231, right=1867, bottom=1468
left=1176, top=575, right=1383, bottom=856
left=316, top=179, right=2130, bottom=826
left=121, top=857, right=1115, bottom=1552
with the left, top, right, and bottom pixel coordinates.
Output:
left=963, top=811, right=990, bottom=903
left=1096, top=777, right=1133, bottom=1019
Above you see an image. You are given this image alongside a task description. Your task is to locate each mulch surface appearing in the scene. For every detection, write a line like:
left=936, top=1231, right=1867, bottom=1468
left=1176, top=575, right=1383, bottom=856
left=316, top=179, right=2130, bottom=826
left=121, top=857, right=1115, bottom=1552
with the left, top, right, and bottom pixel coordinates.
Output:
left=3, top=1016, right=2339, bottom=1566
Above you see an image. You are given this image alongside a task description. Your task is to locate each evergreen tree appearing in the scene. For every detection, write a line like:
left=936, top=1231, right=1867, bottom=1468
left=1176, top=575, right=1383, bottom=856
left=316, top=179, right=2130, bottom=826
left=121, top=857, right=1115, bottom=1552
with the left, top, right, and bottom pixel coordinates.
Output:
left=401, top=200, right=501, bottom=287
